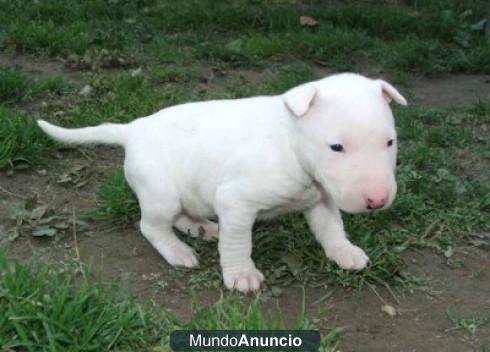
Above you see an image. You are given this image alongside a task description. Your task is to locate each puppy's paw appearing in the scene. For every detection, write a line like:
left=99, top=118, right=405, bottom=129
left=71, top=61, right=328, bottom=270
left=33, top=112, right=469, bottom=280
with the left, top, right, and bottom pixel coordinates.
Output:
left=201, top=222, right=219, bottom=241
left=161, top=241, right=199, bottom=268
left=223, top=267, right=264, bottom=293
left=327, top=242, right=369, bottom=270
left=174, top=217, right=218, bottom=240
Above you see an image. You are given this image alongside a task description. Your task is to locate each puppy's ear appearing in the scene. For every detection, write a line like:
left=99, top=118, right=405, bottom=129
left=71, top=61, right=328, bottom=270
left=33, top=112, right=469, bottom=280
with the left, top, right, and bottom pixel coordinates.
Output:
left=378, top=80, right=407, bottom=106
left=283, top=84, right=317, bottom=117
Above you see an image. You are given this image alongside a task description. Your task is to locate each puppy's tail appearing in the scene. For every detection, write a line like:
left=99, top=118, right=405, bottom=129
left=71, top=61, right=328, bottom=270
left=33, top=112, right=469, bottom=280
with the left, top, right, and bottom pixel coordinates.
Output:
left=37, top=120, right=128, bottom=146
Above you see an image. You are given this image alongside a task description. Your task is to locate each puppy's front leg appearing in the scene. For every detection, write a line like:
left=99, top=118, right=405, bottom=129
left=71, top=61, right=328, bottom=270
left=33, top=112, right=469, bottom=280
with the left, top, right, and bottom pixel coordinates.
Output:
left=218, top=208, right=264, bottom=292
left=304, top=202, right=369, bottom=270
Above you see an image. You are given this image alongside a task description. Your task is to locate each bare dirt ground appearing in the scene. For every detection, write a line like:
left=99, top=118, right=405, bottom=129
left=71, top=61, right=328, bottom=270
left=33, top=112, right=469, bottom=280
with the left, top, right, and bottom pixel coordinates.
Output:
left=1, top=59, right=489, bottom=351
left=411, top=74, right=490, bottom=107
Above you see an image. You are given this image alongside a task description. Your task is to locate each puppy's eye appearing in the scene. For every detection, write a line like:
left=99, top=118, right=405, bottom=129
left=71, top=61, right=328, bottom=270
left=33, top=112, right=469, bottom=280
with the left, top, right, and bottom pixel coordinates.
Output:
left=330, top=144, right=344, bottom=152
left=387, top=139, right=394, bottom=147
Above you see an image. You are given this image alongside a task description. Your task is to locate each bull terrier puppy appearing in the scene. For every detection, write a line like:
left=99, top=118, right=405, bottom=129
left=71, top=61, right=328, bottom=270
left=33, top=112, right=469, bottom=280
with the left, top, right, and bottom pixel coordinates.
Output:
left=38, top=73, right=407, bottom=292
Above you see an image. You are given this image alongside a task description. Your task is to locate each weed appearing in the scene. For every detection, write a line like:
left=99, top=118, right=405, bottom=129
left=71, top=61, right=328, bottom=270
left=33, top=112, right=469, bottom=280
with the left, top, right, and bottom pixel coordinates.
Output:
left=447, top=310, right=490, bottom=338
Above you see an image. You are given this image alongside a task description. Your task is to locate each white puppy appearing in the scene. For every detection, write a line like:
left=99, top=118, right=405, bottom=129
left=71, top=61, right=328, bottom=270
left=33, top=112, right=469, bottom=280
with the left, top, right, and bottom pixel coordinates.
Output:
left=38, top=73, right=407, bottom=292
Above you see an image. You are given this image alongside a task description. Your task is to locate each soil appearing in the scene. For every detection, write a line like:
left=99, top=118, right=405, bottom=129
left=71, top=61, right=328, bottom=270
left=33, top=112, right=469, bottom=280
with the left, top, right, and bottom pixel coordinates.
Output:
left=0, top=52, right=83, bottom=83
left=1, top=54, right=489, bottom=351
left=411, top=74, right=490, bottom=108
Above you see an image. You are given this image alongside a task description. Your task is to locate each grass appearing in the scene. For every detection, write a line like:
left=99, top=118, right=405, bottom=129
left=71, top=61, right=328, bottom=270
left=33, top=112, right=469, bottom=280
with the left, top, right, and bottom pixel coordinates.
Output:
left=1, top=0, right=489, bottom=74
left=0, top=107, right=51, bottom=169
left=0, top=250, right=339, bottom=351
left=0, top=250, right=172, bottom=351
left=0, top=67, right=66, bottom=169
left=93, top=101, right=490, bottom=289
left=447, top=309, right=490, bottom=338
left=0, top=67, right=65, bottom=105
left=0, top=68, right=31, bottom=105
left=0, top=72, right=188, bottom=170
left=64, top=73, right=168, bottom=126
left=92, top=168, right=139, bottom=222
left=203, top=27, right=377, bottom=70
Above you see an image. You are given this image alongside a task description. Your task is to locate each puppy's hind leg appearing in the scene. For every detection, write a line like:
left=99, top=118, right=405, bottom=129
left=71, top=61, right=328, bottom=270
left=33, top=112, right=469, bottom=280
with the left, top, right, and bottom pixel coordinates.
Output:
left=174, top=214, right=219, bottom=241
left=138, top=191, right=199, bottom=268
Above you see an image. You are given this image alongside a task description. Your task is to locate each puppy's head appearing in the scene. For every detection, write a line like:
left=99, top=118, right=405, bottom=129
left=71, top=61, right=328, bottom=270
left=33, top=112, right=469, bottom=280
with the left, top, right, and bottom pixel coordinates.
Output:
left=284, top=73, right=407, bottom=214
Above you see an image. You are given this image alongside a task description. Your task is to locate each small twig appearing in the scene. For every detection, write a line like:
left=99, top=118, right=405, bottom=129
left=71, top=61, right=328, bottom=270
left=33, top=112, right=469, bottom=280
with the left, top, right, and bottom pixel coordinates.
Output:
left=383, top=282, right=401, bottom=305
left=444, top=326, right=461, bottom=333
left=72, top=207, right=86, bottom=280
left=367, top=283, right=387, bottom=305
left=76, top=148, right=95, bottom=162
left=422, top=219, right=439, bottom=240
left=396, top=308, right=421, bottom=313
left=0, top=185, right=24, bottom=199
left=313, top=289, right=336, bottom=305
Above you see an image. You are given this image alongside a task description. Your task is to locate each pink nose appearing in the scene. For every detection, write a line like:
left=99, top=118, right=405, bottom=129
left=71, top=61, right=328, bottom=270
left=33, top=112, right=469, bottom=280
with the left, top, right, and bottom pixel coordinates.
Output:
left=364, top=194, right=387, bottom=209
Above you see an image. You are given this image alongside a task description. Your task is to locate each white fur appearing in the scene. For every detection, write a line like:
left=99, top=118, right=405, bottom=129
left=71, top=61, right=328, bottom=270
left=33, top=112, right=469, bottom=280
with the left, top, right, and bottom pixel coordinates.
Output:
left=38, top=73, right=406, bottom=292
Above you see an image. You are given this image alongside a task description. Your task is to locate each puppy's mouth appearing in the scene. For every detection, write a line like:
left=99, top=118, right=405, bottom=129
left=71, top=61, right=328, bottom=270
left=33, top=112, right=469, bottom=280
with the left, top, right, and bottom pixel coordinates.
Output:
left=366, top=204, right=385, bottom=210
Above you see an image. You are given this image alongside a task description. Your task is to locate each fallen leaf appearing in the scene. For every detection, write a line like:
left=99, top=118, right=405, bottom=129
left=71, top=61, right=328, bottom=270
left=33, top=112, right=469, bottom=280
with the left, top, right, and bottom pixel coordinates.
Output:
left=75, top=180, right=89, bottom=189
left=300, top=16, right=318, bottom=27
left=30, top=205, right=48, bottom=221
left=71, top=164, right=87, bottom=173
left=32, top=226, right=57, bottom=237
left=57, top=174, right=72, bottom=184
left=54, top=222, right=70, bottom=230
left=58, top=164, right=90, bottom=187
left=38, top=216, right=61, bottom=225
left=131, top=67, right=143, bottom=77
left=74, top=220, right=89, bottom=231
